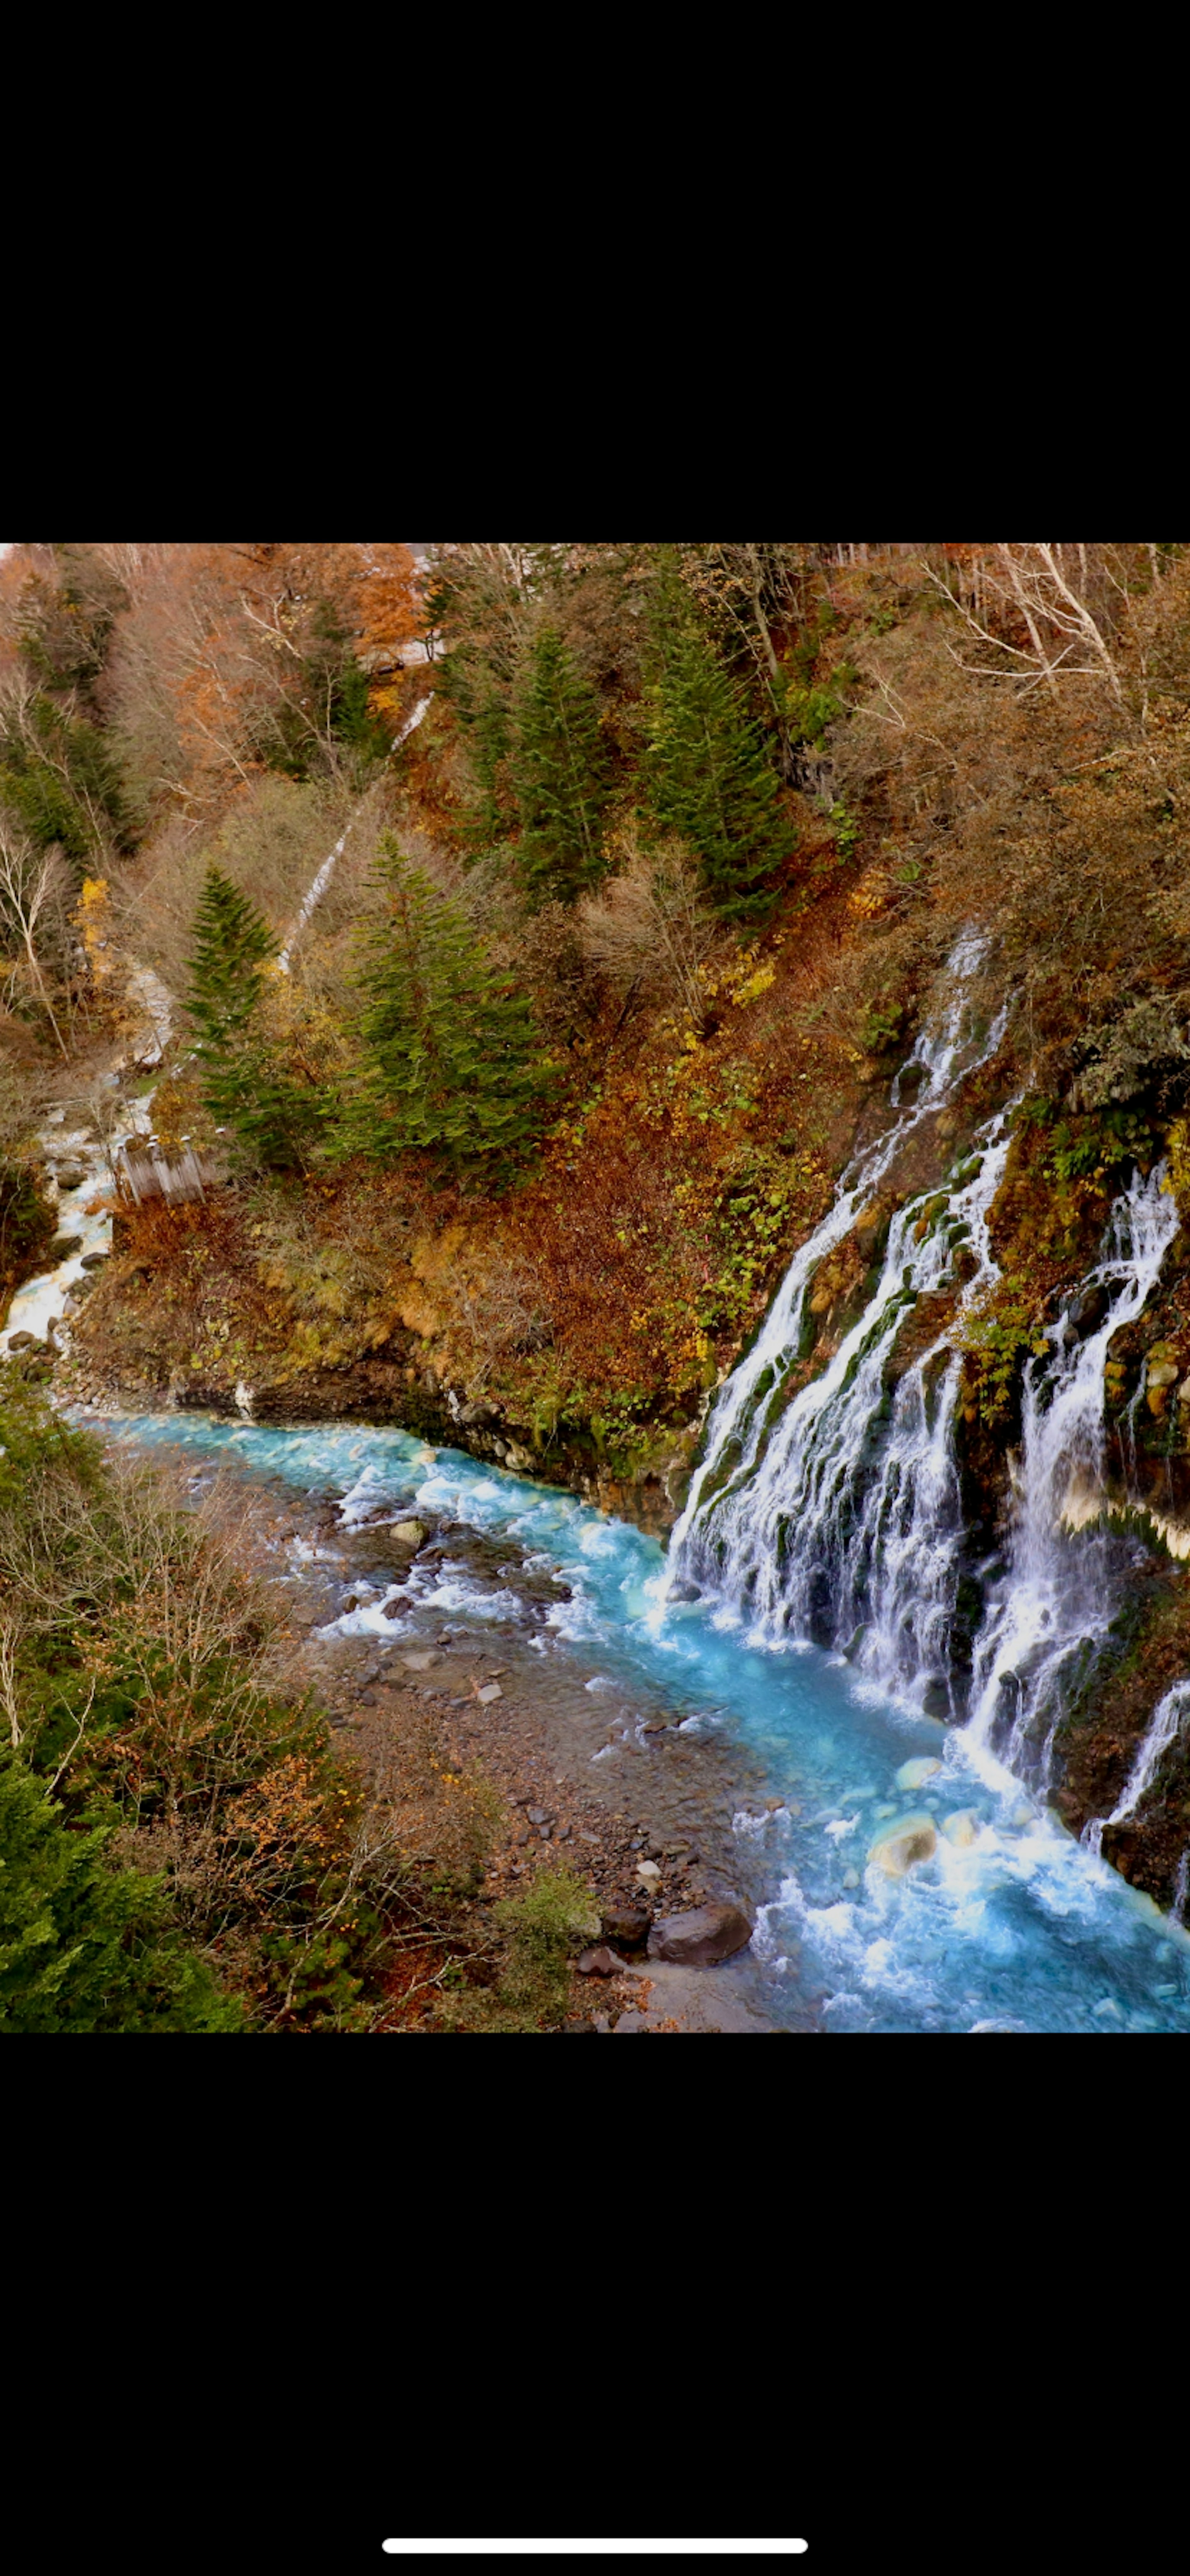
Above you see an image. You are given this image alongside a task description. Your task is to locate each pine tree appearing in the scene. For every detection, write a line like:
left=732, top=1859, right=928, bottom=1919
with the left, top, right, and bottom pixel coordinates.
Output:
left=184, top=867, right=318, bottom=1172
left=510, top=627, right=610, bottom=905
left=333, top=836, right=554, bottom=1179
left=643, top=566, right=794, bottom=920
left=0, top=1753, right=240, bottom=2032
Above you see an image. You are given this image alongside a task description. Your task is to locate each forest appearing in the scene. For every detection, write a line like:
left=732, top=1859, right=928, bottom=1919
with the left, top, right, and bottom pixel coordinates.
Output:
left=5, top=539, right=1190, bottom=2035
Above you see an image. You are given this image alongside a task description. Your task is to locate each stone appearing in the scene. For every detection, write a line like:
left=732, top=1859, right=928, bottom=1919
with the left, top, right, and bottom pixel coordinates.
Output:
left=647, top=1899, right=754, bottom=1967
left=868, top=1812, right=938, bottom=1876
left=852, top=1200, right=890, bottom=1262
left=941, top=1808, right=979, bottom=1848
left=390, top=1520, right=426, bottom=1549
left=577, top=1946, right=628, bottom=1976
left=381, top=1596, right=407, bottom=1618
left=601, top=1904, right=651, bottom=1948
left=894, top=1756, right=942, bottom=1791
left=842, top=1867, right=860, bottom=1890
left=475, top=1682, right=502, bottom=1704
left=401, top=1651, right=439, bottom=1672
left=526, top=1807, right=550, bottom=1826
left=47, top=1233, right=83, bottom=1261
left=6, top=1331, right=38, bottom=1352
left=80, top=1251, right=108, bottom=1270
left=634, top=1859, right=661, bottom=1889
left=1148, top=1360, right=1178, bottom=1386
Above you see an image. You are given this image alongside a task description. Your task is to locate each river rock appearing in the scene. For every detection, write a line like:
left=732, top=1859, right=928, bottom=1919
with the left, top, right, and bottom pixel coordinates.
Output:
left=390, top=1519, right=426, bottom=1550
left=577, top=1946, right=628, bottom=1976
left=401, top=1651, right=439, bottom=1672
left=80, top=1251, right=108, bottom=1270
left=941, top=1809, right=979, bottom=1847
left=646, top=1899, right=753, bottom=1966
left=475, top=1681, right=502, bottom=1703
left=868, top=1812, right=937, bottom=1875
left=634, top=1859, right=661, bottom=1889
left=47, top=1233, right=83, bottom=1261
left=894, top=1756, right=942, bottom=1791
left=6, top=1331, right=38, bottom=1351
left=601, top=1903, right=651, bottom=1948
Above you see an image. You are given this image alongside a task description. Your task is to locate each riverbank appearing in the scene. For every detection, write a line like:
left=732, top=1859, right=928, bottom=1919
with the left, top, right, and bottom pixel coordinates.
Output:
left=91, top=1424, right=786, bottom=2031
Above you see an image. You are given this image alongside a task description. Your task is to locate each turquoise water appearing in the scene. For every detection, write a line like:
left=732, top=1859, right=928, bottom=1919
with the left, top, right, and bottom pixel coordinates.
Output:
left=101, top=1409, right=1190, bottom=2035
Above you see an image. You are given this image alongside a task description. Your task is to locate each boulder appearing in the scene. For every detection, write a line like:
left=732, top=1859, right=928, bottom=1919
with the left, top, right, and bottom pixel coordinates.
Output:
left=47, top=1233, right=83, bottom=1262
left=1147, top=1360, right=1179, bottom=1389
left=80, top=1251, right=108, bottom=1270
left=577, top=1946, right=628, bottom=1977
left=894, top=1756, right=942, bottom=1791
left=390, top=1519, right=426, bottom=1550
left=647, top=1899, right=753, bottom=1967
left=941, top=1809, right=979, bottom=1848
left=600, top=1904, right=651, bottom=1949
left=868, top=1812, right=937, bottom=1876
left=5, top=1331, right=38, bottom=1352
left=400, top=1650, right=439, bottom=1672
left=475, top=1681, right=502, bottom=1704
left=634, top=1859, right=661, bottom=1889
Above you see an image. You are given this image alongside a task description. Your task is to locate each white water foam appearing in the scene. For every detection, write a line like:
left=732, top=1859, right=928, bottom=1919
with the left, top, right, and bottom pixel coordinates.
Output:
left=967, top=1164, right=1179, bottom=1787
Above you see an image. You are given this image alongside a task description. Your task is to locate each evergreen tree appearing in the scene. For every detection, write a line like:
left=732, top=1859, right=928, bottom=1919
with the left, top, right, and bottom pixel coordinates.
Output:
left=510, top=627, right=610, bottom=905
left=184, top=867, right=318, bottom=1172
left=333, top=836, right=554, bottom=1179
left=0, top=1753, right=240, bottom=2033
left=643, top=566, right=794, bottom=920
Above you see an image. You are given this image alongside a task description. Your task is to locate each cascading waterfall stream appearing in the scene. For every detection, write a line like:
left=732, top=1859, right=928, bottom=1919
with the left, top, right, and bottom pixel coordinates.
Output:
left=966, top=1166, right=1180, bottom=1789
left=666, top=928, right=1189, bottom=1927
left=1083, top=1680, right=1190, bottom=1859
left=665, top=935, right=1013, bottom=1718
left=669, top=934, right=1007, bottom=1577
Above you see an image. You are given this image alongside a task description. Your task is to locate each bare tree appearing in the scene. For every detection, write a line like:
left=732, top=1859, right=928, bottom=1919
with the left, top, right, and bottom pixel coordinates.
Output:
left=0, top=817, right=70, bottom=1056
left=927, top=543, right=1129, bottom=703
left=578, top=834, right=725, bottom=1031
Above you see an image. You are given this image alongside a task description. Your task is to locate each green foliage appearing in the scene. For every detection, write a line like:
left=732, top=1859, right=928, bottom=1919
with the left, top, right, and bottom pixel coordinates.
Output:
left=184, top=866, right=318, bottom=1172
left=442, top=1867, right=600, bottom=2029
left=644, top=563, right=795, bottom=920
left=0, top=547, right=136, bottom=859
left=511, top=628, right=611, bottom=904
left=0, top=1375, right=401, bottom=2031
left=0, top=1754, right=240, bottom=2033
left=829, top=801, right=861, bottom=860
left=860, top=996, right=905, bottom=1054
left=959, top=1279, right=1045, bottom=1425
left=333, top=836, right=555, bottom=1179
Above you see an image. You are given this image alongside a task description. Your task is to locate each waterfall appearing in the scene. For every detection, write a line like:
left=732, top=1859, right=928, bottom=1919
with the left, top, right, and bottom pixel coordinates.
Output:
left=277, top=694, right=432, bottom=973
left=966, top=1165, right=1178, bottom=1788
left=1082, top=1679, right=1190, bottom=1858
left=665, top=935, right=1011, bottom=1714
left=667, top=933, right=1183, bottom=1846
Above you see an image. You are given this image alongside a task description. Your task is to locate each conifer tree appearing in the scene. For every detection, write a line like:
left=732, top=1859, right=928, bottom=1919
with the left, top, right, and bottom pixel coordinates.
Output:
left=184, top=867, right=318, bottom=1172
left=510, top=627, right=610, bottom=905
left=333, top=836, right=554, bottom=1179
left=643, top=565, right=794, bottom=920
